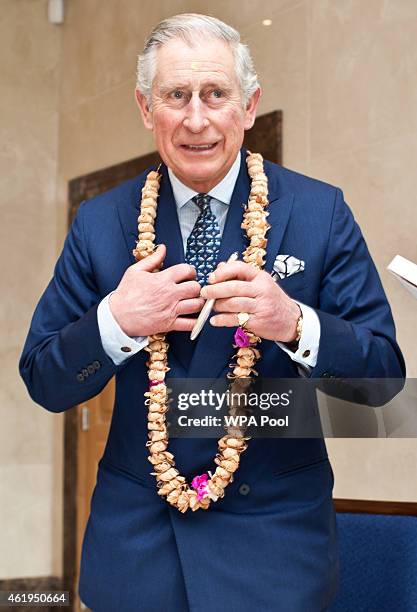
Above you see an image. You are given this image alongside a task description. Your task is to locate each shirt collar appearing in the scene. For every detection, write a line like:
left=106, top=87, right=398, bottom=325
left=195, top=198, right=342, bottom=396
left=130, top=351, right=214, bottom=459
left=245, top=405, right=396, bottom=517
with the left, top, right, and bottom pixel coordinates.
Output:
left=167, top=150, right=241, bottom=209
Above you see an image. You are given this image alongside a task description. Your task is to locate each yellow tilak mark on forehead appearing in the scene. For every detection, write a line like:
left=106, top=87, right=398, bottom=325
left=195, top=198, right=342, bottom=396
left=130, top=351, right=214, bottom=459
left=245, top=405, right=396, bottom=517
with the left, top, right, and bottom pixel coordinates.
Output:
left=190, top=61, right=199, bottom=70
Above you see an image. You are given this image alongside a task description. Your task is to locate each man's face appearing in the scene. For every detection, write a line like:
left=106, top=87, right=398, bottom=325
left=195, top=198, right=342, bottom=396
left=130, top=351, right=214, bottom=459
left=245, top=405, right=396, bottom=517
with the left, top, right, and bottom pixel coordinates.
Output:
left=136, top=37, right=260, bottom=193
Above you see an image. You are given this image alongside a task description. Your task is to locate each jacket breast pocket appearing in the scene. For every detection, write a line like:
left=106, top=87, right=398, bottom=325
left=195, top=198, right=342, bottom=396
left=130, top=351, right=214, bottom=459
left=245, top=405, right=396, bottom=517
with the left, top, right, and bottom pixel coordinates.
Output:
left=275, top=271, right=307, bottom=298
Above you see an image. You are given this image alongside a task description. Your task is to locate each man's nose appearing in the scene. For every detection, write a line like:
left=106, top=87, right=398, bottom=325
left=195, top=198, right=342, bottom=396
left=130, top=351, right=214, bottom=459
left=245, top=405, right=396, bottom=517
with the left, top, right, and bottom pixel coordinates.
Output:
left=182, top=95, right=209, bottom=132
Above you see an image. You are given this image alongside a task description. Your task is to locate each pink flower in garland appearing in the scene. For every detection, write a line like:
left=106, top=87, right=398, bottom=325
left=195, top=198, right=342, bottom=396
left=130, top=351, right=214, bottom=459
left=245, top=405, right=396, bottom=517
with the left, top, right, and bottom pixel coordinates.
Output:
left=234, top=326, right=250, bottom=348
left=191, top=473, right=209, bottom=501
left=149, top=380, right=164, bottom=388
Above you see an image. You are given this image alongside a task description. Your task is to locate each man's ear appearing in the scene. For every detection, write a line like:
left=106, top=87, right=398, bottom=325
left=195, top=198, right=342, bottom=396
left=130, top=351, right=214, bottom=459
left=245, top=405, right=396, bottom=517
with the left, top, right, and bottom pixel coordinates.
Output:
left=243, top=87, right=262, bottom=131
left=135, top=89, right=154, bottom=130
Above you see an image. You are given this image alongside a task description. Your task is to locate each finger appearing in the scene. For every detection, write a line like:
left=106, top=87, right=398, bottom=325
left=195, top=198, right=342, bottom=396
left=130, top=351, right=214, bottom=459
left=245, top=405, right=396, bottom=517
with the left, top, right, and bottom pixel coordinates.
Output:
left=210, top=313, right=248, bottom=328
left=161, top=263, right=196, bottom=283
left=209, top=261, right=258, bottom=284
left=200, top=280, right=256, bottom=300
left=133, top=244, right=166, bottom=272
left=175, top=280, right=202, bottom=300
left=213, top=297, right=256, bottom=313
left=176, top=298, right=205, bottom=316
left=171, top=317, right=199, bottom=332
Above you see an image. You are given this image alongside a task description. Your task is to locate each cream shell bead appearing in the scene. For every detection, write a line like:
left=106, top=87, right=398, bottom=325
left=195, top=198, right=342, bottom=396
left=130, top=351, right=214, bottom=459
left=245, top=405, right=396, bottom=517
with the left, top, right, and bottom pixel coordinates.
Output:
left=195, top=496, right=210, bottom=511
left=148, top=341, right=167, bottom=352
left=247, top=226, right=266, bottom=237
left=153, top=461, right=174, bottom=473
left=141, top=206, right=157, bottom=217
left=141, top=197, right=158, bottom=209
left=177, top=492, right=190, bottom=513
left=247, top=201, right=264, bottom=212
left=146, top=361, right=166, bottom=371
left=138, top=212, right=154, bottom=223
left=250, top=236, right=267, bottom=248
left=148, top=406, right=165, bottom=423
left=138, top=222, right=155, bottom=233
left=148, top=351, right=166, bottom=362
left=215, top=466, right=232, bottom=479
left=149, top=430, right=167, bottom=442
left=148, top=451, right=174, bottom=465
left=148, top=440, right=168, bottom=453
left=222, top=447, right=239, bottom=459
left=157, top=481, right=178, bottom=496
left=146, top=171, right=160, bottom=181
left=220, top=459, right=239, bottom=473
left=167, top=489, right=181, bottom=504
left=148, top=370, right=166, bottom=381
left=146, top=179, right=160, bottom=189
left=248, top=167, right=264, bottom=178
left=158, top=467, right=179, bottom=482
left=147, top=421, right=165, bottom=432
left=140, top=232, right=156, bottom=241
left=226, top=437, right=246, bottom=449
left=207, top=481, right=225, bottom=498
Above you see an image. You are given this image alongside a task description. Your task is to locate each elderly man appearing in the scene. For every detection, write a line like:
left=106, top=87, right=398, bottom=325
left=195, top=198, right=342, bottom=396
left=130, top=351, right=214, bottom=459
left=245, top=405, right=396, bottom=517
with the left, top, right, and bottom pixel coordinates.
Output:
left=20, top=13, right=404, bottom=612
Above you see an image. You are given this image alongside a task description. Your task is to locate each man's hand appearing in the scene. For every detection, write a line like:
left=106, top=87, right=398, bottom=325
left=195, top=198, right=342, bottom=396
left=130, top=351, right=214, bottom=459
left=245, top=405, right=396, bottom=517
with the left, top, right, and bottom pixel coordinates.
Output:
left=200, top=260, right=301, bottom=343
left=109, top=244, right=204, bottom=336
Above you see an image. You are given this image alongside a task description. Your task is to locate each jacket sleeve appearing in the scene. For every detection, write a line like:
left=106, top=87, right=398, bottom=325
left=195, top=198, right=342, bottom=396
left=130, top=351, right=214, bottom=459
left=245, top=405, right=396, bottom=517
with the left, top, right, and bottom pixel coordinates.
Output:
left=19, top=201, right=126, bottom=412
left=310, top=187, right=406, bottom=385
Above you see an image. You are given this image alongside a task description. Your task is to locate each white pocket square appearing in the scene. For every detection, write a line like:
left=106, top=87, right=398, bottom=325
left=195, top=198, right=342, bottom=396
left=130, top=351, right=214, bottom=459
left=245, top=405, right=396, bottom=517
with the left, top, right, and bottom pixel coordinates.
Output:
left=273, top=254, right=305, bottom=279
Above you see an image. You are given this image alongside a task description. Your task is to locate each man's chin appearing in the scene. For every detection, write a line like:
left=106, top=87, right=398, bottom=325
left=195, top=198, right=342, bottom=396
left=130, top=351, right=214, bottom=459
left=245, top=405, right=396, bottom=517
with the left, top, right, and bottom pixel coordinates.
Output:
left=174, top=164, right=225, bottom=189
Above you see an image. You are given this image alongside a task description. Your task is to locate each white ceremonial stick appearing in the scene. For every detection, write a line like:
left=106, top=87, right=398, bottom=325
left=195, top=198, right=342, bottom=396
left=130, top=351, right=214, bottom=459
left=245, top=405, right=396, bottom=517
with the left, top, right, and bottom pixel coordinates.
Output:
left=190, top=251, right=239, bottom=341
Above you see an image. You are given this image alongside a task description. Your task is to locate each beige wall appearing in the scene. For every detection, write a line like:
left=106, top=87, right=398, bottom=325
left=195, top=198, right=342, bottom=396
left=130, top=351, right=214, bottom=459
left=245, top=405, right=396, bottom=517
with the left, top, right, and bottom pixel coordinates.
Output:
left=3, top=0, right=417, bottom=580
left=0, top=0, right=62, bottom=579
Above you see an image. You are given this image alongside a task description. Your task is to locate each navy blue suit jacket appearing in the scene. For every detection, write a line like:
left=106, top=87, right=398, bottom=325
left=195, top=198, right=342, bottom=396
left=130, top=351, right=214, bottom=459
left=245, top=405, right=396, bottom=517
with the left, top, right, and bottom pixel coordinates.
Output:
left=19, top=150, right=405, bottom=612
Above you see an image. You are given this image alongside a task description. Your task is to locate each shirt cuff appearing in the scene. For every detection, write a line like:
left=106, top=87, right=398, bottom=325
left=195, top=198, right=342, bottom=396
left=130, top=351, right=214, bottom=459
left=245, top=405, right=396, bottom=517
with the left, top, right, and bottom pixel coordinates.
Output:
left=97, top=291, right=149, bottom=366
left=275, top=301, right=321, bottom=370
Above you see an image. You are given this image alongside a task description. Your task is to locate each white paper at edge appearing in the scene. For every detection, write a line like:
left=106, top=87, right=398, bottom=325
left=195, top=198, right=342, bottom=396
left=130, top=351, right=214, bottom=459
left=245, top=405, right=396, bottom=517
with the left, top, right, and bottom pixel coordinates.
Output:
left=387, top=254, right=417, bottom=299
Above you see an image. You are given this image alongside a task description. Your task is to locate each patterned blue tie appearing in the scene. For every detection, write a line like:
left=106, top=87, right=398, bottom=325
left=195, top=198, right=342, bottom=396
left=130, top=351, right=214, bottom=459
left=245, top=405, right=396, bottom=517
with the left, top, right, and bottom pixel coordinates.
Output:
left=185, top=193, right=221, bottom=286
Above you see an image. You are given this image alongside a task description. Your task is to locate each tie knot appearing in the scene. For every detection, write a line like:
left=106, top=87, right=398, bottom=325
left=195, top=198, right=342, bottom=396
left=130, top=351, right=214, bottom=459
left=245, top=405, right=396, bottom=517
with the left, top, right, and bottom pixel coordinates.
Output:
left=192, top=193, right=211, bottom=211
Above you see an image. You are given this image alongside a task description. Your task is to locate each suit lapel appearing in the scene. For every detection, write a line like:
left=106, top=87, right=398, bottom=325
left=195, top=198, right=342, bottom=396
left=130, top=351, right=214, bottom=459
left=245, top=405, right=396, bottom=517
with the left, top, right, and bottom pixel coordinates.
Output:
left=154, top=163, right=185, bottom=267
left=116, top=163, right=185, bottom=268
left=263, top=191, right=294, bottom=273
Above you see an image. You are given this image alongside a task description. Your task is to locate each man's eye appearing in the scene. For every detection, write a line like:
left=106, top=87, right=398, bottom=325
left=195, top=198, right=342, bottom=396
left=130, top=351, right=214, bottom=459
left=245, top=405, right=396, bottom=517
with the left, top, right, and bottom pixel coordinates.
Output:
left=211, top=90, right=223, bottom=98
left=172, top=90, right=183, bottom=99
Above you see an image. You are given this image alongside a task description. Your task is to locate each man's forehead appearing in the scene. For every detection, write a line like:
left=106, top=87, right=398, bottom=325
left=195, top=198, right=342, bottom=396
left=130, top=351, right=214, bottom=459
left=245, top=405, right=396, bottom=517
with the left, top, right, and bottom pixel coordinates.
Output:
left=156, top=57, right=233, bottom=74
left=154, top=60, right=236, bottom=90
left=155, top=38, right=234, bottom=70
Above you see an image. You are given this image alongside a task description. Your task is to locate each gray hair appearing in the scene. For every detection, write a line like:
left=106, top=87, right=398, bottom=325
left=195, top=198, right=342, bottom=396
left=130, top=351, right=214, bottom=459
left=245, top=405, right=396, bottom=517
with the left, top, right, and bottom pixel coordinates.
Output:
left=136, top=13, right=259, bottom=106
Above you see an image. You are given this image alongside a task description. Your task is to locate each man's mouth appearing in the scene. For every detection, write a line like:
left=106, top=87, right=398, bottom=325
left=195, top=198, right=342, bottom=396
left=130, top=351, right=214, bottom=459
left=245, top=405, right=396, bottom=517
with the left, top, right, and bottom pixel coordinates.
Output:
left=180, top=142, right=218, bottom=151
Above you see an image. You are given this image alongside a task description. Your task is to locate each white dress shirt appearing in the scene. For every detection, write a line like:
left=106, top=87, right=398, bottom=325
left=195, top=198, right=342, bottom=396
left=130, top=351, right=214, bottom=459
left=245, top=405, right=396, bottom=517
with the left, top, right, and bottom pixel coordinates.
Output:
left=97, top=151, right=321, bottom=369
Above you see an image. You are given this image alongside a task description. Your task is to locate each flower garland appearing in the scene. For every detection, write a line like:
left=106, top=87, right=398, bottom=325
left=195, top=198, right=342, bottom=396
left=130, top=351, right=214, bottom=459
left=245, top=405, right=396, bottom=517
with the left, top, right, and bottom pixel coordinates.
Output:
left=132, top=152, right=270, bottom=512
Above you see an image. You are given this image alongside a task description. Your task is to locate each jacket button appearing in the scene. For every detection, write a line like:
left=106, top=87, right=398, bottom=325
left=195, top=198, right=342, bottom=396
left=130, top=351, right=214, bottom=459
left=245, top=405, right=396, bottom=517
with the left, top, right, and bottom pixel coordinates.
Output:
left=76, top=373, right=84, bottom=382
left=87, top=364, right=95, bottom=374
left=82, top=368, right=89, bottom=378
left=238, top=483, right=251, bottom=496
left=322, top=372, right=330, bottom=378
left=121, top=346, right=132, bottom=353
left=93, top=360, right=101, bottom=370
